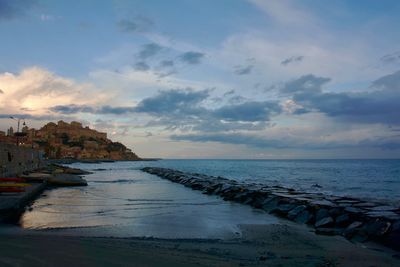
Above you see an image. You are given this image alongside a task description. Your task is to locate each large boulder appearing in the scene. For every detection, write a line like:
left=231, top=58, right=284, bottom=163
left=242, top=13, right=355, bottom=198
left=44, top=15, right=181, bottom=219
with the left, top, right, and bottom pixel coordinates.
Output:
left=315, top=216, right=334, bottom=228
left=295, top=210, right=313, bottom=224
left=287, top=205, right=307, bottom=220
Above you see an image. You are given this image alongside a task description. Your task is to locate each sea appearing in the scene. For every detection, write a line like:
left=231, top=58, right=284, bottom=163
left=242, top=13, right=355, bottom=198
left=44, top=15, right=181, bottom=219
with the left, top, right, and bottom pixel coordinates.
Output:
left=18, top=159, right=400, bottom=238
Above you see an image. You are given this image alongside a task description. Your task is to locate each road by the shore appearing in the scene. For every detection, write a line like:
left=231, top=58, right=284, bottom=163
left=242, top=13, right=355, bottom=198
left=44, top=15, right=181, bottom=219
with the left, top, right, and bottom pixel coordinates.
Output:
left=1, top=223, right=399, bottom=267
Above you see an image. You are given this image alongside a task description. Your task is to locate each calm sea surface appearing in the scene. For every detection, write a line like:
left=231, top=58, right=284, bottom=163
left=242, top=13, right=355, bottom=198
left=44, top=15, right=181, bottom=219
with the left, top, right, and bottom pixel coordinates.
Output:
left=19, top=159, right=400, bottom=238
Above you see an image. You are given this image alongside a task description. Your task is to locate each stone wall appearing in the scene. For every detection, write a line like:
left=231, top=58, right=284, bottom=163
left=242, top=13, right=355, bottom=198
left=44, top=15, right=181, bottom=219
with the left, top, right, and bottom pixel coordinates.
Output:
left=0, top=143, right=45, bottom=177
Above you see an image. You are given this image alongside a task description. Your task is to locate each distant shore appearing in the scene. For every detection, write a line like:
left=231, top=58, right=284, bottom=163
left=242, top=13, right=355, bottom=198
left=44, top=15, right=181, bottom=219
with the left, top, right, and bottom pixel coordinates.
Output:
left=48, top=158, right=162, bottom=164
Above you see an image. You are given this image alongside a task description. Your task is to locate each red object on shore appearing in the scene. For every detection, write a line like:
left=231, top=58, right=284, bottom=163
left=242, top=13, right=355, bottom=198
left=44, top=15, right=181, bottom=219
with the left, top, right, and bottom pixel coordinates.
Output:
left=0, top=187, right=25, bottom=193
left=0, top=178, right=26, bottom=183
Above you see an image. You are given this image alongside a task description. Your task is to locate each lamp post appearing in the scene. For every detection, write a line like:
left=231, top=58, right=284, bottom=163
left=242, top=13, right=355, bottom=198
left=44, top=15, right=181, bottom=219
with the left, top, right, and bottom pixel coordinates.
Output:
left=9, top=116, right=26, bottom=146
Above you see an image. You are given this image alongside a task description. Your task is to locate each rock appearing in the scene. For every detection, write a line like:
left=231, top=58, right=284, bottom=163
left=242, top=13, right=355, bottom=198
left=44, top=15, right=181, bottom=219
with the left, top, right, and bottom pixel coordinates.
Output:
left=367, top=205, right=399, bottom=212
left=315, top=216, right=334, bottom=228
left=251, top=197, right=267, bottom=209
left=287, top=205, right=307, bottom=220
left=350, top=230, right=369, bottom=242
left=312, top=183, right=322, bottom=188
left=218, top=184, right=233, bottom=194
left=328, top=208, right=343, bottom=217
left=48, top=174, right=88, bottom=187
left=316, top=228, right=343, bottom=236
left=64, top=168, right=92, bottom=175
left=353, top=202, right=378, bottom=208
left=242, top=195, right=255, bottom=205
left=316, top=208, right=330, bottom=221
left=383, top=220, right=400, bottom=251
left=272, top=203, right=295, bottom=216
left=336, top=199, right=360, bottom=204
left=232, top=191, right=249, bottom=202
left=295, top=210, right=313, bottom=224
left=366, top=211, right=400, bottom=220
left=343, top=221, right=363, bottom=238
left=344, top=207, right=364, bottom=214
left=261, top=197, right=280, bottom=212
left=310, top=200, right=336, bottom=208
left=365, top=219, right=391, bottom=237
left=335, top=214, right=350, bottom=227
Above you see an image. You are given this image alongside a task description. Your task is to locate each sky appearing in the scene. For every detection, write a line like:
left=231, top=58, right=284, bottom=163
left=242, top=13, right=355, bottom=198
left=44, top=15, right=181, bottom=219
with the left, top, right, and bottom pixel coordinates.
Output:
left=0, top=0, right=400, bottom=159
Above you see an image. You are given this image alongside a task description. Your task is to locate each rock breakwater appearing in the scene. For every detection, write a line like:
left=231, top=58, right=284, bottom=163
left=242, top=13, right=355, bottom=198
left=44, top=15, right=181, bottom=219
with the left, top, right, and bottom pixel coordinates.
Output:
left=142, top=167, right=400, bottom=251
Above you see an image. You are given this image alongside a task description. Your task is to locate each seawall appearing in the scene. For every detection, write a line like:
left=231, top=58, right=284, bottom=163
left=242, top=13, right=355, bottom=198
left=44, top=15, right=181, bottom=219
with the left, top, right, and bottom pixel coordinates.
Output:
left=0, top=143, right=45, bottom=177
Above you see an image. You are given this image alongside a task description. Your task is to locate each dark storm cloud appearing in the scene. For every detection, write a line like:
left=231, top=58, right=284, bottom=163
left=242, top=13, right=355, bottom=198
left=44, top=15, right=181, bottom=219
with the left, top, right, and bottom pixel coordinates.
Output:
left=49, top=88, right=283, bottom=132
left=134, top=89, right=209, bottom=115
left=117, top=16, right=154, bottom=33
left=171, top=132, right=400, bottom=150
left=133, top=61, right=150, bottom=71
left=281, top=56, right=304, bottom=66
left=99, top=106, right=136, bottom=114
left=179, top=51, right=205, bottom=65
left=138, top=43, right=163, bottom=59
left=282, top=71, right=400, bottom=124
left=234, top=65, right=253, bottom=75
left=171, top=133, right=291, bottom=148
left=50, top=105, right=135, bottom=115
left=50, top=105, right=95, bottom=114
left=380, top=51, right=400, bottom=64
left=0, top=0, right=36, bottom=21
left=134, top=89, right=281, bottom=123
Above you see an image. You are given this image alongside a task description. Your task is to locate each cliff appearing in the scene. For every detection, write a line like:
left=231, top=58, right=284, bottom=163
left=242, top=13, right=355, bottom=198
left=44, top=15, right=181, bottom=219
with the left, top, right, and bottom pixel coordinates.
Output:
left=22, top=121, right=140, bottom=161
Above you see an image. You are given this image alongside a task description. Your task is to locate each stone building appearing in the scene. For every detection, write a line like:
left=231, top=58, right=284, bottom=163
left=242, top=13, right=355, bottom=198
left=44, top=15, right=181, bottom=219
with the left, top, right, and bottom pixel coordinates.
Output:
left=23, top=121, right=140, bottom=160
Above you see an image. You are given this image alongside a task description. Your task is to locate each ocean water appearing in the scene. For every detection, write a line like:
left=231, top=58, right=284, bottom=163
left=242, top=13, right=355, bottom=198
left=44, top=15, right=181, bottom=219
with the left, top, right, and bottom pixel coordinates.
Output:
left=147, top=159, right=400, bottom=202
left=19, top=159, right=400, bottom=237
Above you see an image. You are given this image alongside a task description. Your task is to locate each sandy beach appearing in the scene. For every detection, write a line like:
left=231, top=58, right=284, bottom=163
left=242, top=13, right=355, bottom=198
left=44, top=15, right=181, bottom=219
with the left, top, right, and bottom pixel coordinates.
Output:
left=0, top=223, right=399, bottom=267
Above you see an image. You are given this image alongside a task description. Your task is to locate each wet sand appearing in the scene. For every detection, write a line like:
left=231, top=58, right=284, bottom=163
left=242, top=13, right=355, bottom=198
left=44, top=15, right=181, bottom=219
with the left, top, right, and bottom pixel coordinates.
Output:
left=1, top=223, right=399, bottom=267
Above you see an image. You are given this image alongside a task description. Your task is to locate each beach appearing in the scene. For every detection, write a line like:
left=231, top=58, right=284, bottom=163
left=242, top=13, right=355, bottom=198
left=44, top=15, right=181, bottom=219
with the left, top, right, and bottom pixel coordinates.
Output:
left=0, top=159, right=398, bottom=266
left=1, top=223, right=399, bottom=267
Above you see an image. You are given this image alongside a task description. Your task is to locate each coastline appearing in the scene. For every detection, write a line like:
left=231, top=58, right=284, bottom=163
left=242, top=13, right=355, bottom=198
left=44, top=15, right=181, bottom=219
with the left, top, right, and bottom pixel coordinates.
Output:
left=142, top=167, right=400, bottom=251
left=1, top=161, right=399, bottom=266
left=0, top=163, right=88, bottom=223
left=1, top=222, right=399, bottom=267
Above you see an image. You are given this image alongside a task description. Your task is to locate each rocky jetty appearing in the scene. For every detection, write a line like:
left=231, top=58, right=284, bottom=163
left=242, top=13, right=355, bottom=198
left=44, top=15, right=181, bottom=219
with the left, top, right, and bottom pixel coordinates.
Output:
left=142, top=167, right=400, bottom=251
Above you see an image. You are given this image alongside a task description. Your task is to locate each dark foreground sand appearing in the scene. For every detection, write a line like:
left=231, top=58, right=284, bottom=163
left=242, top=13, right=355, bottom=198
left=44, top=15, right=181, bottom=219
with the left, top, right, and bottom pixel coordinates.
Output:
left=0, top=224, right=399, bottom=267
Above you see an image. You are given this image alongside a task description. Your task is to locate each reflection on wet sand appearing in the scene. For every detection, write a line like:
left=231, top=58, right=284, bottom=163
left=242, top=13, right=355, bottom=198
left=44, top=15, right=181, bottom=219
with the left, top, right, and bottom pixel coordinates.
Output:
left=20, top=163, right=279, bottom=238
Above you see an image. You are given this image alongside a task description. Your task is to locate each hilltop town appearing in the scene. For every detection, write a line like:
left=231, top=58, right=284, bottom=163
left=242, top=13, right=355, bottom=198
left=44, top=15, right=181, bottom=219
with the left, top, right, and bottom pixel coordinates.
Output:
left=0, top=121, right=140, bottom=161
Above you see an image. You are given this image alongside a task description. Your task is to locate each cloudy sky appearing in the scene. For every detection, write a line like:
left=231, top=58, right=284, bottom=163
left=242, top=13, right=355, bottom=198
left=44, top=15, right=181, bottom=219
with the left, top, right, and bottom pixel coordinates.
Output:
left=1, top=0, right=400, bottom=159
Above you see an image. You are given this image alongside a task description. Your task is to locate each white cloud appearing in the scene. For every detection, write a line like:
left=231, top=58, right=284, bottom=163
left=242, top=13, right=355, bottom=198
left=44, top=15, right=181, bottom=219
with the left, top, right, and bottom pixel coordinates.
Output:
left=0, top=66, right=110, bottom=115
left=248, top=0, right=316, bottom=27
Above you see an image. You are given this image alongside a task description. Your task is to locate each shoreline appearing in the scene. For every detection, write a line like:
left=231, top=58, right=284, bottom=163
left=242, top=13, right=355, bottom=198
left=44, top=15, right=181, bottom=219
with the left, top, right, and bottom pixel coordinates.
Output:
left=0, top=163, right=89, bottom=223
left=1, top=162, right=400, bottom=266
left=1, top=222, right=399, bottom=266
left=142, top=167, right=400, bottom=252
